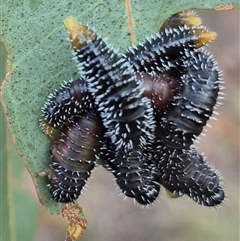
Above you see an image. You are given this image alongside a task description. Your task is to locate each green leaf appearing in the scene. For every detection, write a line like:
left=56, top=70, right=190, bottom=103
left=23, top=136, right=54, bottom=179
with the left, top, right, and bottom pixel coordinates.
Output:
left=0, top=0, right=239, bottom=216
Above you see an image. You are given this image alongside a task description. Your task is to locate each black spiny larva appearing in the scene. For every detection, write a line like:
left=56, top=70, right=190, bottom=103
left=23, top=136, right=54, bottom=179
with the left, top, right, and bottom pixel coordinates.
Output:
left=40, top=78, right=94, bottom=139
left=103, top=137, right=161, bottom=205
left=124, top=15, right=220, bottom=148
left=157, top=145, right=224, bottom=206
left=123, top=11, right=224, bottom=206
left=39, top=13, right=225, bottom=207
left=155, top=50, right=220, bottom=149
left=124, top=24, right=216, bottom=74
left=123, top=15, right=219, bottom=149
left=64, top=17, right=159, bottom=205
left=48, top=112, right=104, bottom=202
left=64, top=17, right=154, bottom=149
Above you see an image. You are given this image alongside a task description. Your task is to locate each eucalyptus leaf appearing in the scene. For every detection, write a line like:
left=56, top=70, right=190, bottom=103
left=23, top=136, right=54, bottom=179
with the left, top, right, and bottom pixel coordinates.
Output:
left=0, top=0, right=239, bottom=215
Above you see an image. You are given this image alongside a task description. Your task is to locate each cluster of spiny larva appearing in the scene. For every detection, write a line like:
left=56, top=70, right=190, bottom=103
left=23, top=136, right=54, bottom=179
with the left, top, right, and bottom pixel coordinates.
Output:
left=40, top=11, right=225, bottom=206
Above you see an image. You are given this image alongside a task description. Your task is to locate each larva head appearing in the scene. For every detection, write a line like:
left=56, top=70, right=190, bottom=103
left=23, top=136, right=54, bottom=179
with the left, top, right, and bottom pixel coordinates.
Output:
left=159, top=11, right=216, bottom=48
left=40, top=120, right=61, bottom=140
left=180, top=11, right=202, bottom=27
left=160, top=10, right=202, bottom=31
left=64, top=16, right=96, bottom=50
left=193, top=28, right=217, bottom=48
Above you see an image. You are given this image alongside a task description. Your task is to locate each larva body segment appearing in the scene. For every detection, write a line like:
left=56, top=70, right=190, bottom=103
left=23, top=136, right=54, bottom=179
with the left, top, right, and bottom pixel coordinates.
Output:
left=136, top=72, right=180, bottom=112
left=40, top=78, right=94, bottom=139
left=64, top=17, right=159, bottom=205
left=48, top=112, right=104, bottom=202
left=100, top=134, right=160, bottom=205
left=157, top=145, right=224, bottom=206
left=124, top=25, right=216, bottom=74
left=175, top=50, right=219, bottom=131
left=105, top=134, right=161, bottom=205
left=155, top=50, right=220, bottom=149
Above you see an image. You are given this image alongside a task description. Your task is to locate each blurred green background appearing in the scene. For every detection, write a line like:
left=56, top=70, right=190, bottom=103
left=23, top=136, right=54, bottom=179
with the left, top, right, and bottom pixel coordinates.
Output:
left=0, top=41, right=39, bottom=241
left=0, top=9, right=239, bottom=241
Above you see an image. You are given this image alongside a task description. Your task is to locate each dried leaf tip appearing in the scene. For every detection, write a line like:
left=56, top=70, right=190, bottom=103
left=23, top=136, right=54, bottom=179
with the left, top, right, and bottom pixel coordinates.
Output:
left=64, top=16, right=96, bottom=50
left=61, top=203, right=87, bottom=241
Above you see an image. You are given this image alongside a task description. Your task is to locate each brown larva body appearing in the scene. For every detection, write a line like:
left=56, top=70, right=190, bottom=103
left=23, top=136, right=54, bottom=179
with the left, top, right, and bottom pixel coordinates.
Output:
left=48, top=112, right=104, bottom=202
left=136, top=72, right=180, bottom=112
